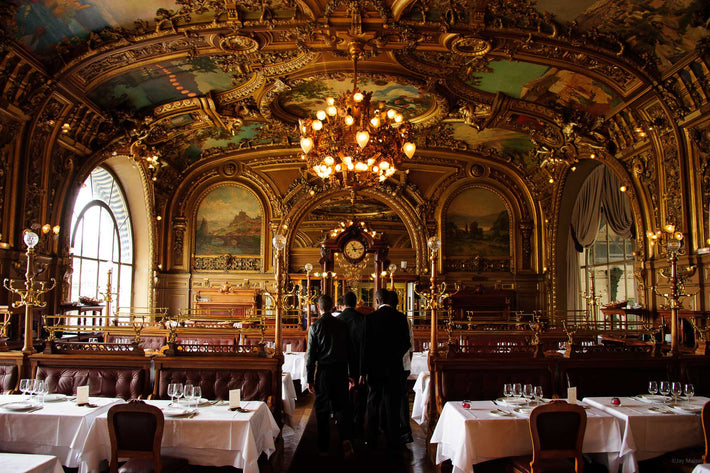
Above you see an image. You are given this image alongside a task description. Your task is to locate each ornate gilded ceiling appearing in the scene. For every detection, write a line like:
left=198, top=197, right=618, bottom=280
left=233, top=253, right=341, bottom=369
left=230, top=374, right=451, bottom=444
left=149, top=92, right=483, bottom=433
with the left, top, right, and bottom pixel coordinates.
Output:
left=3, top=0, right=709, bottom=218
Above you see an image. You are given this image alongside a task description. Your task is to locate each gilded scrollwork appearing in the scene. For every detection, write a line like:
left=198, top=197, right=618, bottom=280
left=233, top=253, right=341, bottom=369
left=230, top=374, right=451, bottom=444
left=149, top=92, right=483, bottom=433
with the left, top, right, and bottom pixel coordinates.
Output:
left=192, top=255, right=263, bottom=271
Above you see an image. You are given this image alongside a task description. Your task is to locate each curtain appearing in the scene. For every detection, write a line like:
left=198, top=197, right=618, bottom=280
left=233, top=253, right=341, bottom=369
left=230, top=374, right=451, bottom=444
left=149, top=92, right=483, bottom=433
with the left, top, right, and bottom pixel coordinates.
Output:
left=566, top=166, right=634, bottom=314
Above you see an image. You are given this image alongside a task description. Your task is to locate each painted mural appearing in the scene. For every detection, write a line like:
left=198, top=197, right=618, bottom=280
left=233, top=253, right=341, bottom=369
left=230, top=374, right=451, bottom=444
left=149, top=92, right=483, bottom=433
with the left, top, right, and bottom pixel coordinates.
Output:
left=574, top=0, right=709, bottom=68
left=471, top=61, right=620, bottom=116
left=278, top=77, right=434, bottom=120
left=445, top=188, right=510, bottom=257
left=195, top=186, right=262, bottom=256
left=12, top=0, right=175, bottom=53
left=88, top=57, right=237, bottom=111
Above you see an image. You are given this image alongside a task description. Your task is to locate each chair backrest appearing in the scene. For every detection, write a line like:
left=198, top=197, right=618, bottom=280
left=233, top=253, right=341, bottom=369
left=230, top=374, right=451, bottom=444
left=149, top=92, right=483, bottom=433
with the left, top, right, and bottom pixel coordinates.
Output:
left=529, top=401, right=587, bottom=473
left=703, top=400, right=710, bottom=463
left=107, top=400, right=164, bottom=473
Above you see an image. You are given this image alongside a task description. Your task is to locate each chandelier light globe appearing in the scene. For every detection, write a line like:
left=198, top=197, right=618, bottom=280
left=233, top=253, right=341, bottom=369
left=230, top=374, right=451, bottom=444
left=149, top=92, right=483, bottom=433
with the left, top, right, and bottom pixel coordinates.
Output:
left=305, top=263, right=313, bottom=273
left=427, top=236, right=442, bottom=253
left=272, top=234, right=287, bottom=251
left=299, top=41, right=416, bottom=189
left=23, top=231, right=39, bottom=249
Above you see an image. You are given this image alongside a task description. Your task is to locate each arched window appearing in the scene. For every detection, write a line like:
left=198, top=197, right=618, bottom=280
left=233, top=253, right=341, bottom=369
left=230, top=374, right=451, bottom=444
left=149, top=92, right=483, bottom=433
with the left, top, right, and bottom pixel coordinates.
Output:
left=70, top=167, right=133, bottom=309
left=567, top=164, right=635, bottom=321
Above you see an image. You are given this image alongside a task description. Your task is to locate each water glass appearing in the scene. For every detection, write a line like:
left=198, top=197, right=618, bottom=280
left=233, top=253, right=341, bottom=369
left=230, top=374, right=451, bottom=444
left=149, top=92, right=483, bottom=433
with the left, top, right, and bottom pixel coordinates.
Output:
left=513, top=383, right=523, bottom=399
left=659, top=381, right=671, bottom=401
left=648, top=381, right=658, bottom=396
left=503, top=383, right=513, bottom=399
left=523, top=384, right=534, bottom=404
left=671, top=382, right=682, bottom=404
left=684, top=384, right=695, bottom=404
left=19, top=379, right=31, bottom=401
left=184, top=384, right=194, bottom=408
left=534, top=385, right=544, bottom=404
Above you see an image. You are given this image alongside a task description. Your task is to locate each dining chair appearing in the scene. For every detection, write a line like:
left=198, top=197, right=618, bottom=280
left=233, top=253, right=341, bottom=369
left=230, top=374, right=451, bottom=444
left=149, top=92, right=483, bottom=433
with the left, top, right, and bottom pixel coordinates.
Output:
left=508, top=401, right=587, bottom=473
left=703, top=400, right=710, bottom=463
left=107, top=399, right=190, bottom=473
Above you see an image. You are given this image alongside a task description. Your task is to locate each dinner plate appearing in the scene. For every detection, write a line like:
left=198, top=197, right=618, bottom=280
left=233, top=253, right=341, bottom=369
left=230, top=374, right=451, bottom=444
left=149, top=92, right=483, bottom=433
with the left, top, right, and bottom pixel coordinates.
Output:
left=162, top=406, right=195, bottom=417
left=647, top=406, right=673, bottom=414
left=489, top=409, right=514, bottom=417
left=669, top=405, right=702, bottom=414
left=43, top=393, right=67, bottom=402
left=636, top=394, right=667, bottom=403
left=2, top=401, right=35, bottom=411
left=496, top=397, right=527, bottom=406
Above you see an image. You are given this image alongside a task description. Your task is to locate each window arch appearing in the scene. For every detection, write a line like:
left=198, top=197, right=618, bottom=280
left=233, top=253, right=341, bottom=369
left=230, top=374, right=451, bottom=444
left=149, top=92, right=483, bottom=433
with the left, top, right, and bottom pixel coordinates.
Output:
left=70, top=167, right=133, bottom=309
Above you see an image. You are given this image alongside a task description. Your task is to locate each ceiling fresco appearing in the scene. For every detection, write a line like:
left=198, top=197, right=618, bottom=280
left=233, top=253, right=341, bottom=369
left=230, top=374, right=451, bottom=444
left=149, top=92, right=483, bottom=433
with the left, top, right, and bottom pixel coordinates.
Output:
left=574, top=0, right=709, bottom=67
left=12, top=1, right=175, bottom=54
left=88, top=57, right=238, bottom=112
left=451, top=124, right=535, bottom=162
left=277, top=76, right=436, bottom=122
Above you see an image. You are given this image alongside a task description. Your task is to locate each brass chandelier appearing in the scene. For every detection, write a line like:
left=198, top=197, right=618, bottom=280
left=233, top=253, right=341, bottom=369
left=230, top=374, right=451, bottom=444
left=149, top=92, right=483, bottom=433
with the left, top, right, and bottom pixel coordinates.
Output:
left=298, top=42, right=416, bottom=187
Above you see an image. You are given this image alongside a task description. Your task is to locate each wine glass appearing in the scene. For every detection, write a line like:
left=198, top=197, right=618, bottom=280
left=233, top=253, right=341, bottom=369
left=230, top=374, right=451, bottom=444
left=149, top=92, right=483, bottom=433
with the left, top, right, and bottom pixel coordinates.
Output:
left=534, top=386, right=544, bottom=404
left=648, top=381, right=658, bottom=396
left=513, top=383, right=523, bottom=400
left=28, top=379, right=40, bottom=406
left=684, top=384, right=695, bottom=405
left=503, top=383, right=513, bottom=401
left=671, top=382, right=682, bottom=405
left=167, top=383, right=180, bottom=405
left=19, top=379, right=31, bottom=401
left=659, top=381, right=671, bottom=402
left=191, top=386, right=202, bottom=410
left=36, top=380, right=48, bottom=406
left=173, top=383, right=184, bottom=405
left=184, top=384, right=194, bottom=409
left=523, top=384, right=534, bottom=404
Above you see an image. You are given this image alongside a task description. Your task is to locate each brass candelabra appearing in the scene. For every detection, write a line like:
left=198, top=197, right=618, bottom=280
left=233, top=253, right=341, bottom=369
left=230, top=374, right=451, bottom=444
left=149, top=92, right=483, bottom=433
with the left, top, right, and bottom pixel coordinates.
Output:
left=300, top=264, right=317, bottom=328
left=581, top=268, right=602, bottom=323
left=414, top=236, right=460, bottom=356
left=3, top=231, right=57, bottom=353
left=649, top=225, right=695, bottom=357
left=99, top=268, right=114, bottom=327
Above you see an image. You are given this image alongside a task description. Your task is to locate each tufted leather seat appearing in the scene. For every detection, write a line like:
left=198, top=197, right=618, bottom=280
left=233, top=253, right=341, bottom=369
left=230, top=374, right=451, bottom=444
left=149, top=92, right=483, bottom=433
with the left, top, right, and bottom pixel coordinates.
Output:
left=0, top=363, right=18, bottom=393
left=157, top=367, right=272, bottom=401
left=36, top=366, right=148, bottom=399
left=282, top=337, right=306, bottom=352
left=440, top=364, right=554, bottom=402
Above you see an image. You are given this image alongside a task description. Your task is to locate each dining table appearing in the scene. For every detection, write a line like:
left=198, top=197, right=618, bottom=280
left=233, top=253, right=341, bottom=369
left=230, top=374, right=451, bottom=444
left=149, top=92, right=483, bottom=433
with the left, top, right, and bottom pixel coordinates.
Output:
left=409, top=351, right=429, bottom=379
left=583, top=395, right=707, bottom=473
left=283, top=351, right=307, bottom=391
left=430, top=399, right=624, bottom=473
left=0, top=452, right=64, bottom=473
left=0, top=394, right=122, bottom=470
left=411, top=371, right=430, bottom=425
left=282, top=371, right=297, bottom=419
left=79, top=399, right=280, bottom=473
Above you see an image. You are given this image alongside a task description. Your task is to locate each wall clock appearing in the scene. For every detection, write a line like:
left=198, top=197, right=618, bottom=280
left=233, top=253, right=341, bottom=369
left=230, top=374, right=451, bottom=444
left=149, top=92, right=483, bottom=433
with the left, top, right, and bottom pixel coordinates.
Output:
left=343, top=239, right=366, bottom=264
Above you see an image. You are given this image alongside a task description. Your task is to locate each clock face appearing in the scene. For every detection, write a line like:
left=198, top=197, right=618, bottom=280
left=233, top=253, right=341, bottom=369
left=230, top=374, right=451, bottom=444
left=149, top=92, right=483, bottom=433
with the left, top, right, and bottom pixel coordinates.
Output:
left=343, top=239, right=366, bottom=261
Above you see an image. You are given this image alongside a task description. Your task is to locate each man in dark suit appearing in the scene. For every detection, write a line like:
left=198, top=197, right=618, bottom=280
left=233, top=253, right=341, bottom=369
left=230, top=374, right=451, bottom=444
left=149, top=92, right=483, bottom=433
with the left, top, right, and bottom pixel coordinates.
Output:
left=306, top=295, right=355, bottom=459
left=338, top=291, right=367, bottom=437
left=362, top=288, right=411, bottom=450
left=387, top=289, right=414, bottom=444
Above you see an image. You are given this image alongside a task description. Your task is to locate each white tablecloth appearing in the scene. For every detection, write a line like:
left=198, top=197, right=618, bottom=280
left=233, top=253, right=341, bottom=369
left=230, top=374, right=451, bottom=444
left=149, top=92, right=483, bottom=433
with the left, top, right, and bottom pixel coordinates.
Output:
left=0, top=394, right=121, bottom=469
left=583, top=396, right=707, bottom=473
left=283, top=352, right=307, bottom=391
left=431, top=400, right=623, bottom=473
left=282, top=372, right=297, bottom=418
left=80, top=399, right=280, bottom=473
left=409, top=351, right=429, bottom=379
left=693, top=465, right=710, bottom=473
left=412, top=371, right=430, bottom=425
left=0, top=453, right=64, bottom=473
